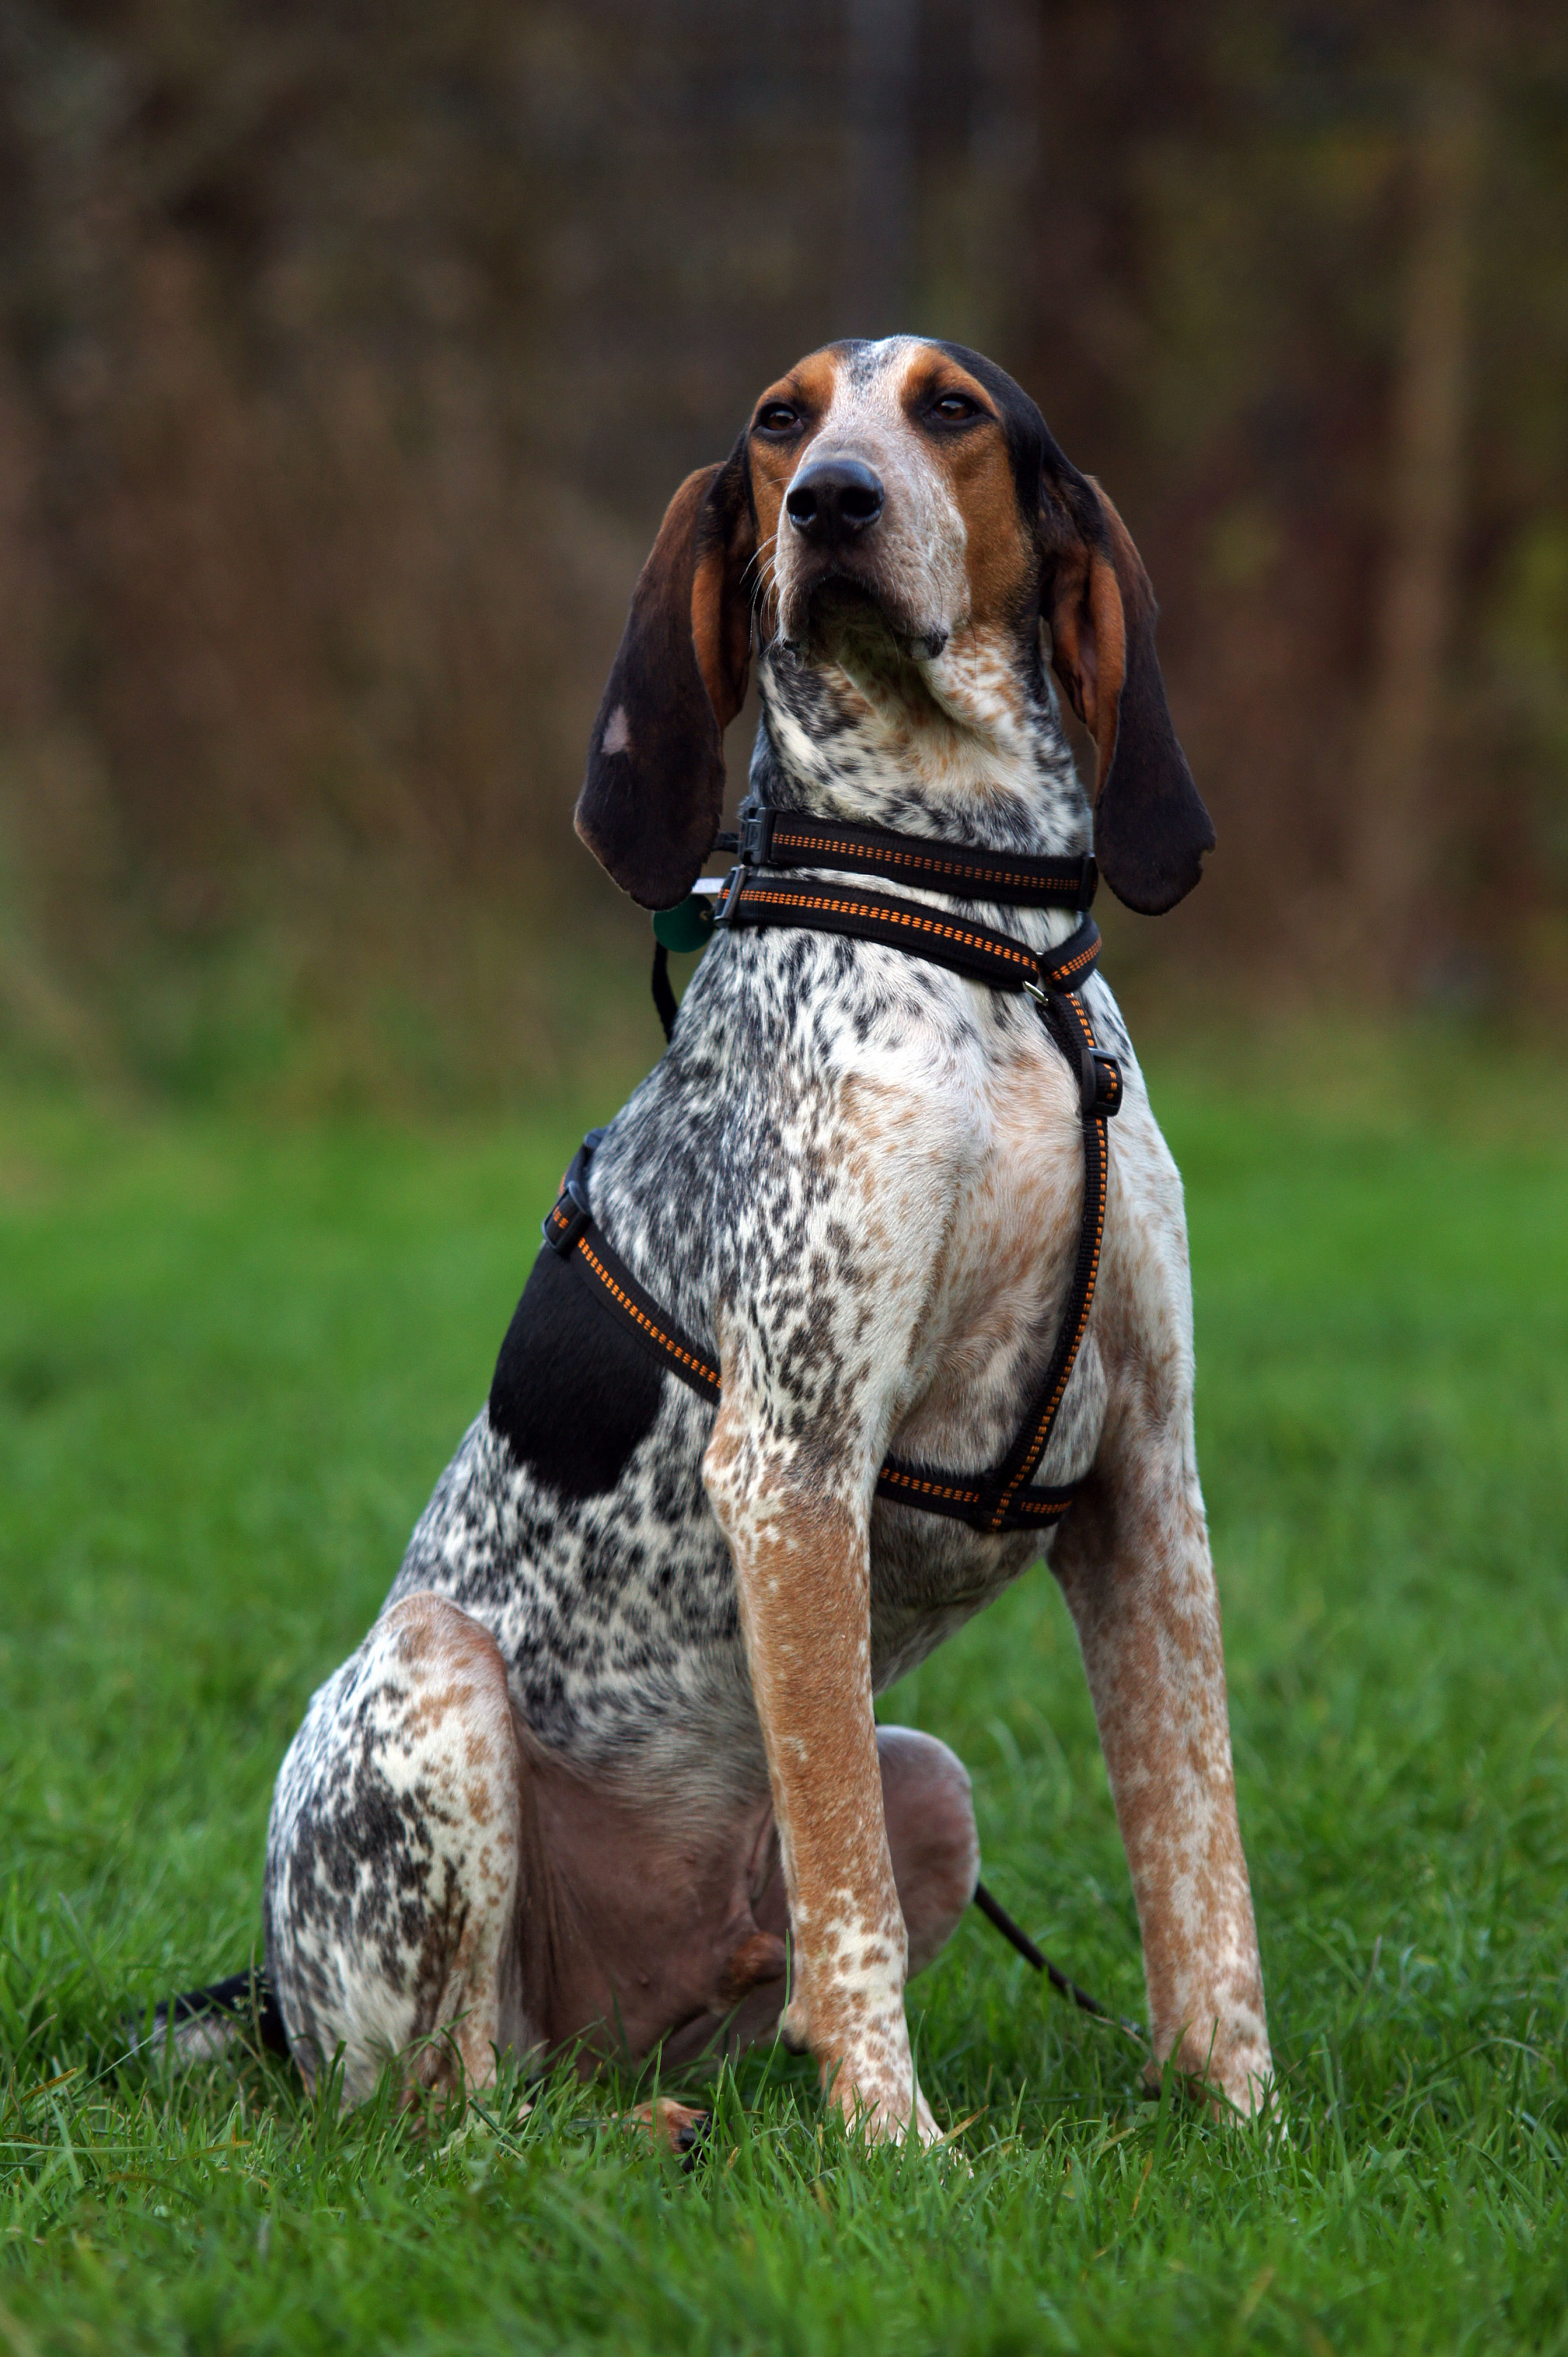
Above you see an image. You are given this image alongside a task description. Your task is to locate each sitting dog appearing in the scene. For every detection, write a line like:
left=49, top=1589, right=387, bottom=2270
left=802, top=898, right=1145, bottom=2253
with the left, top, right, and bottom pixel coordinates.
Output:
left=251, top=337, right=1273, bottom=2142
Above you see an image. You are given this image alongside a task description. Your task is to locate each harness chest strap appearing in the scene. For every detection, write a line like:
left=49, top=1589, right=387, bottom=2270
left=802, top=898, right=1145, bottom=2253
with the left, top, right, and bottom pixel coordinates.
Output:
left=542, top=852, right=1122, bottom=1536
left=650, top=812, right=1097, bottom=1039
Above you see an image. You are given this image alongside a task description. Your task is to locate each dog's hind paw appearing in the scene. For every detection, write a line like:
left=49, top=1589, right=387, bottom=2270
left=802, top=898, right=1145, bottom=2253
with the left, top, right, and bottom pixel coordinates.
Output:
left=624, top=2098, right=709, bottom=2159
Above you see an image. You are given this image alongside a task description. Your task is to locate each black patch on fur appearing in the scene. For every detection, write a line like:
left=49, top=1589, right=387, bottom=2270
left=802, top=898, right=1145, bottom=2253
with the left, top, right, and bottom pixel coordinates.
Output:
left=489, top=1244, right=665, bottom=1500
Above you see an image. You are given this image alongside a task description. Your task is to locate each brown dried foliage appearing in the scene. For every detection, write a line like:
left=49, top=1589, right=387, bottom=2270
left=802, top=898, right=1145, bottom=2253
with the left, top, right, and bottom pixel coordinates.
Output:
left=0, top=2, right=1564, bottom=1094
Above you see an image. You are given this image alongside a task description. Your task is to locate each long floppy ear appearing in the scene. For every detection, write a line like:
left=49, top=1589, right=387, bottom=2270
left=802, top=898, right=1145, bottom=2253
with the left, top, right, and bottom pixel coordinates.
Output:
left=574, top=436, right=755, bottom=909
left=1043, top=475, right=1214, bottom=915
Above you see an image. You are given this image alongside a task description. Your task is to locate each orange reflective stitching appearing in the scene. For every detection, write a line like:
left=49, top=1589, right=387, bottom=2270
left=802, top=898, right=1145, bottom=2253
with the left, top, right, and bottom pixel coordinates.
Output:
left=770, top=828, right=1074, bottom=896
left=877, top=1463, right=983, bottom=1506
left=735, top=885, right=1037, bottom=974
left=576, top=1238, right=722, bottom=1394
left=1049, top=938, right=1100, bottom=984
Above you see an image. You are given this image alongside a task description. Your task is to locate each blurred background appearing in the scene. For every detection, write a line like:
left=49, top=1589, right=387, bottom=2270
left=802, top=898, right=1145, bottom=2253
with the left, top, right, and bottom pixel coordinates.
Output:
left=0, top=0, right=1564, bottom=1106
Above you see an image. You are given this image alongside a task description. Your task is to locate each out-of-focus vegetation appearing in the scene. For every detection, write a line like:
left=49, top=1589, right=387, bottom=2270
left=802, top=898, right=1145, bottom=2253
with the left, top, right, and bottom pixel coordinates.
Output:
left=1, top=1, right=1566, bottom=1103
left=0, top=1040, right=1564, bottom=2349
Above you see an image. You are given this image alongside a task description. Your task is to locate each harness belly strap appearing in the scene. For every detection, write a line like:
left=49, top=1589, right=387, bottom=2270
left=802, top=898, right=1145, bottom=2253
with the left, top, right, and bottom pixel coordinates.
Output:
left=522, top=809, right=1123, bottom=1538
left=543, top=1151, right=1083, bottom=1535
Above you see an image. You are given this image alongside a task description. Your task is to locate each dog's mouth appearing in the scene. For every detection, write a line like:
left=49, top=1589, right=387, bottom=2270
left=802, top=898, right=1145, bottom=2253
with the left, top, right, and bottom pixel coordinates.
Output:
left=786, top=573, right=947, bottom=667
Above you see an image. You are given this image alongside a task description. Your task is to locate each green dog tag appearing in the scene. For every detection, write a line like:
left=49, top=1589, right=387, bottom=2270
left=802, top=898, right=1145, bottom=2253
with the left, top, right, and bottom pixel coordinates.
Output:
left=652, top=895, right=716, bottom=954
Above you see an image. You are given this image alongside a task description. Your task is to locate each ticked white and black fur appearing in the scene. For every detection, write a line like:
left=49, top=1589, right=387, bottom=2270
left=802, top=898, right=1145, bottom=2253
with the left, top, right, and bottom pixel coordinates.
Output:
left=193, top=339, right=1273, bottom=2143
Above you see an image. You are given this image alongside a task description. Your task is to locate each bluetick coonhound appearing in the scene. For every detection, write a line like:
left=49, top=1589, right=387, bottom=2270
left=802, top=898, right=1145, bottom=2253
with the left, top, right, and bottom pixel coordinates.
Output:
left=181, top=339, right=1273, bottom=2142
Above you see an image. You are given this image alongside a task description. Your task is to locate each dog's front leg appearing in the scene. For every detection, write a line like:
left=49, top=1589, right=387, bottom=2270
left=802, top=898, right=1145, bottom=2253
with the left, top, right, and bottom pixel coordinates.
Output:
left=1052, top=1427, right=1273, bottom=2119
left=704, top=1409, right=937, bottom=2146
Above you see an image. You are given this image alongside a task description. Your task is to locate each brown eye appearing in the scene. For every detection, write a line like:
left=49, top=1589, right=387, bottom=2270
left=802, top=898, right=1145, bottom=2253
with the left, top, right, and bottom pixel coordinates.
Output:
left=756, top=401, right=802, bottom=434
left=931, top=392, right=980, bottom=423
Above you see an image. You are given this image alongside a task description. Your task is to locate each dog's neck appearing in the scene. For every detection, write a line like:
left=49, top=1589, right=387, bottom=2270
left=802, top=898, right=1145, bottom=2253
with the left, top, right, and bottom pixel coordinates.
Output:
left=750, top=636, right=1091, bottom=860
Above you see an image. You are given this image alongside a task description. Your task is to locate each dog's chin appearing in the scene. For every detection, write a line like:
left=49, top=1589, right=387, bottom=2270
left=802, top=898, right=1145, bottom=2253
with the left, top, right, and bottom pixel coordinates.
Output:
left=782, top=574, right=948, bottom=669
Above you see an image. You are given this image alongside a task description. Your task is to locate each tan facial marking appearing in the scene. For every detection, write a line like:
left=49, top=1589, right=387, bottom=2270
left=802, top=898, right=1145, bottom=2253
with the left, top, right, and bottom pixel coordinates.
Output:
left=895, top=348, right=1034, bottom=632
left=746, top=348, right=844, bottom=640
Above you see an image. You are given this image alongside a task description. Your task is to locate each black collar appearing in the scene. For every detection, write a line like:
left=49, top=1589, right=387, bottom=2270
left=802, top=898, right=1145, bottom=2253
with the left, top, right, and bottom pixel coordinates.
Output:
left=715, top=799, right=1097, bottom=911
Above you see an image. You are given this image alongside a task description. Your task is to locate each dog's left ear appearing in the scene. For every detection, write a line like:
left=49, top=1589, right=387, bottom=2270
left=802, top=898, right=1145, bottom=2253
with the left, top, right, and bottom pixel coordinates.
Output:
left=1042, top=476, right=1214, bottom=915
left=575, top=435, right=756, bottom=910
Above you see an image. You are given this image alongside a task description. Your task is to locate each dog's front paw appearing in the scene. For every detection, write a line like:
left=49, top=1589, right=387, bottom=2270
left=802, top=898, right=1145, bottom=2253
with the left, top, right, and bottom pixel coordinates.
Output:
left=1214, top=2039, right=1277, bottom=2125
left=1147, top=2019, right=1277, bottom=2124
left=782, top=1987, right=938, bottom=2145
left=828, top=2055, right=940, bottom=2146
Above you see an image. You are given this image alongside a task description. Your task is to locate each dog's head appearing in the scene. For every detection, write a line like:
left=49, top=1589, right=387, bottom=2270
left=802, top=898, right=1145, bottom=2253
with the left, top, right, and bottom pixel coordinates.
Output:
left=575, top=336, right=1213, bottom=915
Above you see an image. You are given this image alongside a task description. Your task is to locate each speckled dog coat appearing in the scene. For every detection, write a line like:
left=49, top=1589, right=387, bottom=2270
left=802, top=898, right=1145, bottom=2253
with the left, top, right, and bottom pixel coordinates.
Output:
left=258, top=338, right=1274, bottom=2143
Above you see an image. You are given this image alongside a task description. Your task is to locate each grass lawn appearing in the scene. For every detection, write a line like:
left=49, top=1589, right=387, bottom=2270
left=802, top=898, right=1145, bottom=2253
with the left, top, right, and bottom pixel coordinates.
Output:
left=0, top=1029, right=1564, bottom=2353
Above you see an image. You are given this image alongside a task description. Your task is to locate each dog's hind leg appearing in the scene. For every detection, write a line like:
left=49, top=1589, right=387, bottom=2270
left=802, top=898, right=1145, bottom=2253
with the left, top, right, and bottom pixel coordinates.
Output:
left=264, top=1592, right=531, bottom=2107
left=874, top=1728, right=981, bottom=1979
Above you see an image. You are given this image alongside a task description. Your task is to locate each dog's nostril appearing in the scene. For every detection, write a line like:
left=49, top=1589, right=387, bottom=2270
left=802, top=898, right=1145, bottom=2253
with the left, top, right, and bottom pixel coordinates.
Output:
left=786, top=458, right=885, bottom=541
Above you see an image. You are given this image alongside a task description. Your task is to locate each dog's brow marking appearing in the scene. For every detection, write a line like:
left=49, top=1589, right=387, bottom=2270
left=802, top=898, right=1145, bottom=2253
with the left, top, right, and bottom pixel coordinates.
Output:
left=601, top=706, right=631, bottom=757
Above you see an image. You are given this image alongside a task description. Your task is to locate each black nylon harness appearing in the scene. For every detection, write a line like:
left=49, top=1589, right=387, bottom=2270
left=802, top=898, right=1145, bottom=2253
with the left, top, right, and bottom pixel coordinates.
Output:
left=542, top=803, right=1123, bottom=1537
left=529, top=801, right=1149, bottom=2041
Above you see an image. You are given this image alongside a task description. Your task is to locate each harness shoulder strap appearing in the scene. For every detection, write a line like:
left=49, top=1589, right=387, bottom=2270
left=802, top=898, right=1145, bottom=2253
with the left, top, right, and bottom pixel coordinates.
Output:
left=544, top=1137, right=720, bottom=1400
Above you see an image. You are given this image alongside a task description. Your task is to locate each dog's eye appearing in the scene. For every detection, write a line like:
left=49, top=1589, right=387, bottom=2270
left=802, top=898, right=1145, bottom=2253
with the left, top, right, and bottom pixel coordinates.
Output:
left=931, top=392, right=980, bottom=423
left=756, top=402, right=802, bottom=434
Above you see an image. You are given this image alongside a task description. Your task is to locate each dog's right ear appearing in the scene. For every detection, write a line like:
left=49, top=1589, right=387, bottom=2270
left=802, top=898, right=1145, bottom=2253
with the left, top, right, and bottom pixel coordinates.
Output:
left=575, top=435, right=756, bottom=910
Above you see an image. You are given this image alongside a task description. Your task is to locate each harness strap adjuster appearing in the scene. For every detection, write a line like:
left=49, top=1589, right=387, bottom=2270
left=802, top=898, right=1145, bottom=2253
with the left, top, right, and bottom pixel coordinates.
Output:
left=1075, top=853, right=1098, bottom=911
left=1080, top=1047, right=1123, bottom=1118
left=738, top=801, right=776, bottom=866
left=543, top=1192, right=591, bottom=1255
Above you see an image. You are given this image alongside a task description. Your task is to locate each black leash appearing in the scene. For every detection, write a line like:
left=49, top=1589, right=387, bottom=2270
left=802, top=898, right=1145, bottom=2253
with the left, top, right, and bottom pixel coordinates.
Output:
left=972, top=1881, right=1148, bottom=2047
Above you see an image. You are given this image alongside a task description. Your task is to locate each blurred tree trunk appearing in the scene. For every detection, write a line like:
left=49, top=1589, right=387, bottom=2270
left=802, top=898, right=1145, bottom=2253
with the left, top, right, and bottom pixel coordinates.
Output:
left=840, top=0, right=918, bottom=334
left=958, top=0, right=1042, bottom=361
left=1349, top=13, right=1485, bottom=993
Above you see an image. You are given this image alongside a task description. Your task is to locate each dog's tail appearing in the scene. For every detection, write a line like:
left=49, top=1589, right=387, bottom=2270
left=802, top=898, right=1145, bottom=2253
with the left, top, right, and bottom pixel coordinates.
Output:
left=129, top=1967, right=292, bottom=2068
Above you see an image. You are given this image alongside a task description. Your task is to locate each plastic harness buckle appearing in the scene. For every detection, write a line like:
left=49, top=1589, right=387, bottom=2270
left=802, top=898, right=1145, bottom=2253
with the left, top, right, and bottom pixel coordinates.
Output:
left=543, top=1186, right=592, bottom=1255
left=1080, top=1047, right=1123, bottom=1118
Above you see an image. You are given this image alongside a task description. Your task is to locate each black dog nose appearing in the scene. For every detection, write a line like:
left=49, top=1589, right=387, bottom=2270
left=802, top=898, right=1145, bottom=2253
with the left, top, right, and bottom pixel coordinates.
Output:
left=785, top=457, right=885, bottom=544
